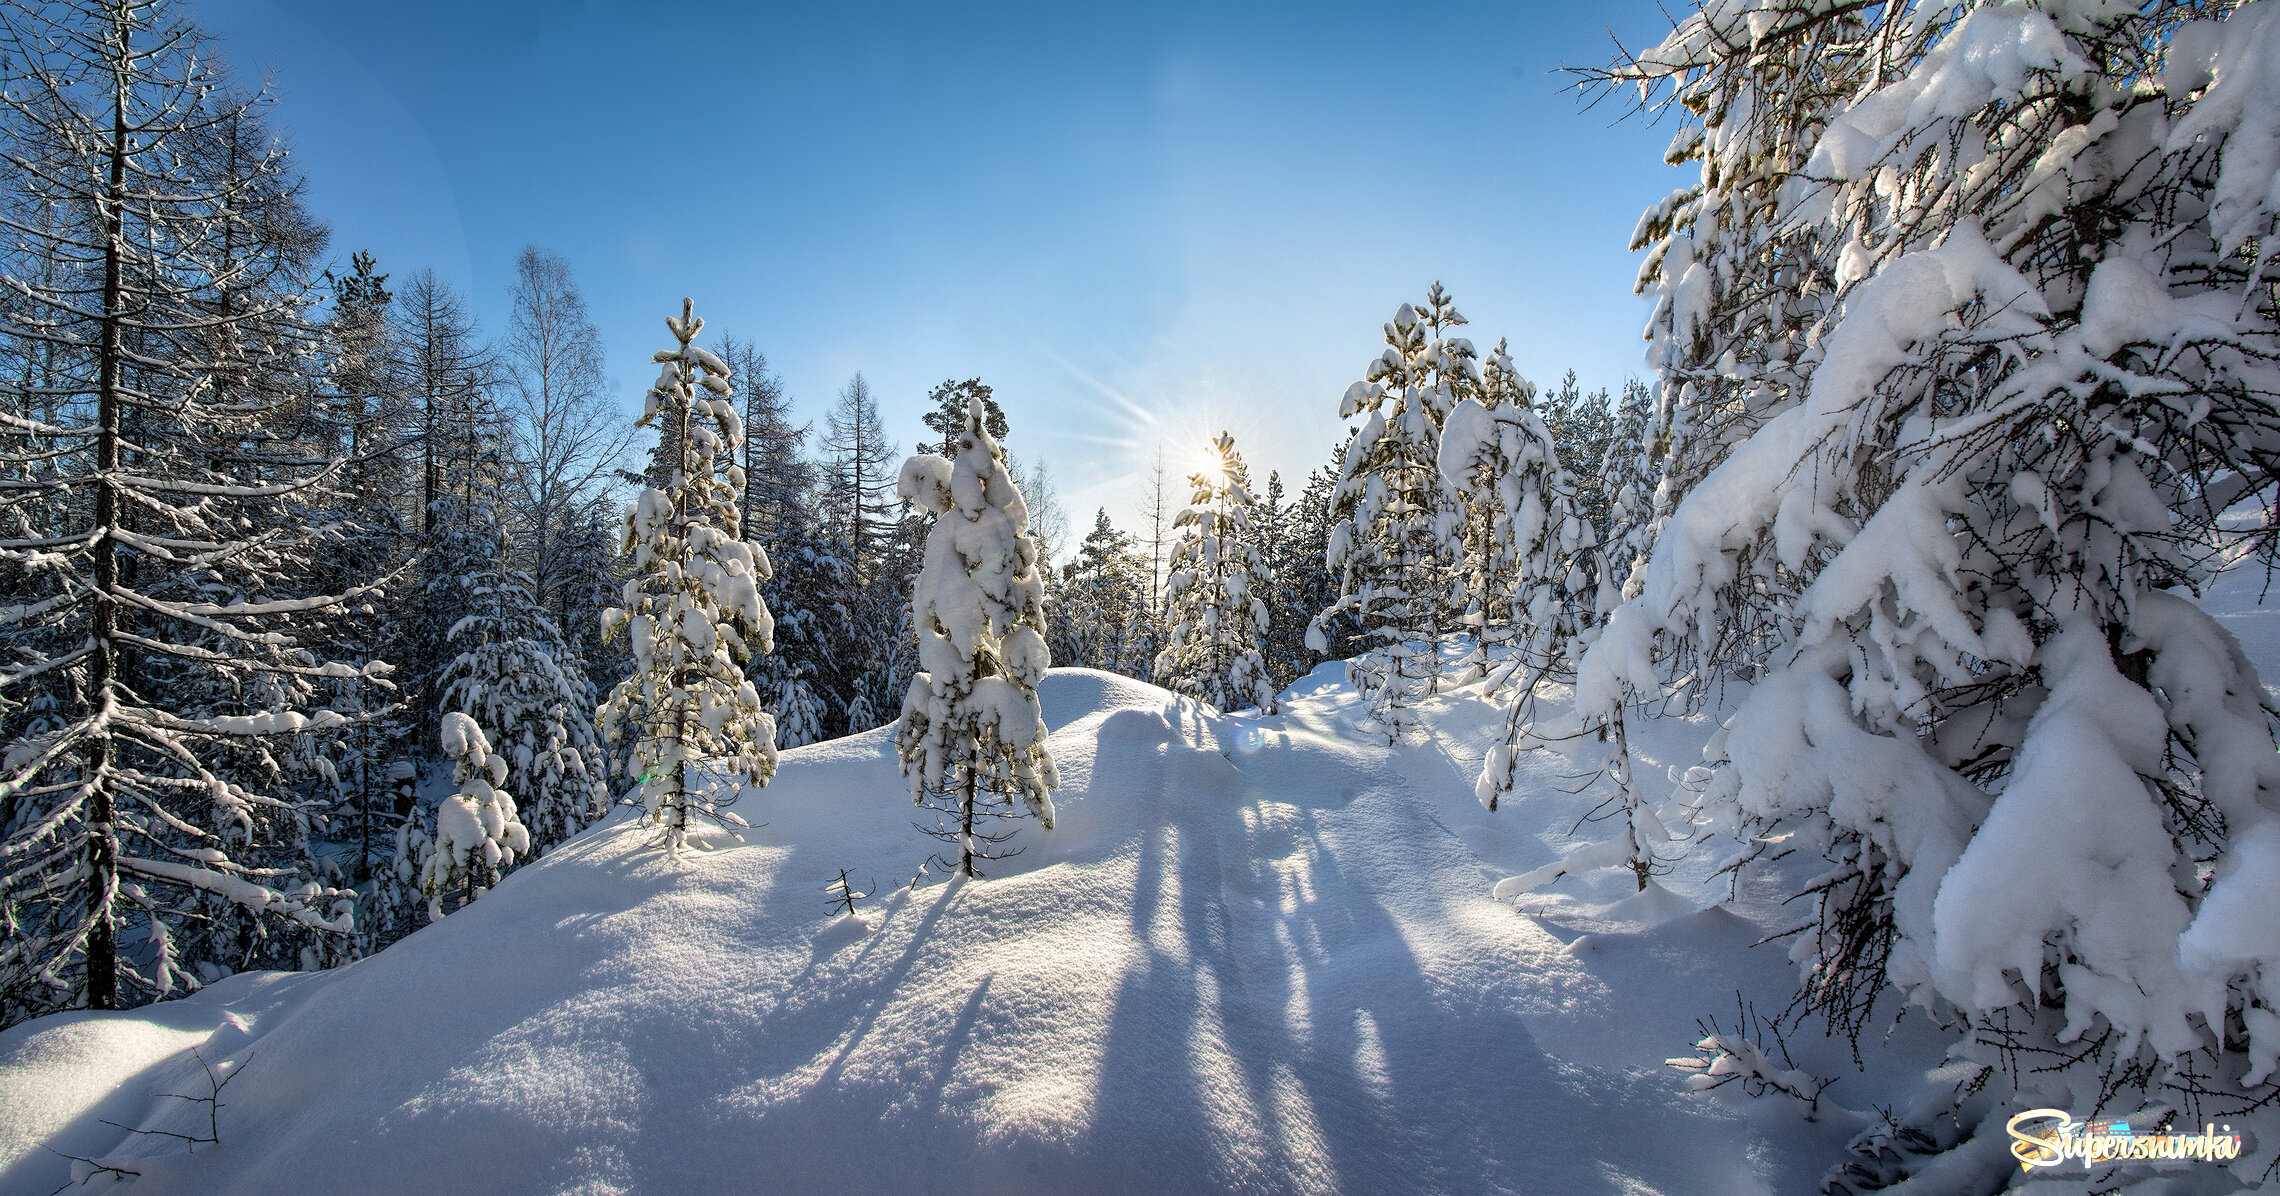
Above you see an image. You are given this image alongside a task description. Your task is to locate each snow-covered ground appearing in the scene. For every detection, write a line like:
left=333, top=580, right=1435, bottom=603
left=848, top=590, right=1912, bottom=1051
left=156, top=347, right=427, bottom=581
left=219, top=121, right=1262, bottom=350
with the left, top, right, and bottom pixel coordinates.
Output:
left=7, top=568, right=2270, bottom=1194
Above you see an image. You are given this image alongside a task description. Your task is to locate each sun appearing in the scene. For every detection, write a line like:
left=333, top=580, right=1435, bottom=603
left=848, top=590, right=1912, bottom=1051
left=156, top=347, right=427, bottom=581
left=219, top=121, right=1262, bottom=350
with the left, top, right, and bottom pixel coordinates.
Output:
left=1025, top=345, right=1276, bottom=520
left=1182, top=440, right=1229, bottom=492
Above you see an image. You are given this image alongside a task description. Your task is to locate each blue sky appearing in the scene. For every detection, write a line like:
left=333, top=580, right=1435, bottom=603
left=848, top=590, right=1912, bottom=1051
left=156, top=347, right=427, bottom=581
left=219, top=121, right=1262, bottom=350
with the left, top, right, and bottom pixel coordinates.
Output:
left=197, top=0, right=1688, bottom=544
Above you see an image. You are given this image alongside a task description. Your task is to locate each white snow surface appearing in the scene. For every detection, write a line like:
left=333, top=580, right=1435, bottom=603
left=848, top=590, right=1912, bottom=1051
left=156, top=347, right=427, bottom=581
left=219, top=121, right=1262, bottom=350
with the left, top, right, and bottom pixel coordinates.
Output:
left=5, top=662, right=2041, bottom=1195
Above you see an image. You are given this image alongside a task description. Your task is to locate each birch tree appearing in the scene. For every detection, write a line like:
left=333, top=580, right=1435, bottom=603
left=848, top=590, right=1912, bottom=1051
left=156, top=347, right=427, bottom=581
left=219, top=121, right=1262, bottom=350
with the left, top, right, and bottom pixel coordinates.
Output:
left=502, top=246, right=631, bottom=636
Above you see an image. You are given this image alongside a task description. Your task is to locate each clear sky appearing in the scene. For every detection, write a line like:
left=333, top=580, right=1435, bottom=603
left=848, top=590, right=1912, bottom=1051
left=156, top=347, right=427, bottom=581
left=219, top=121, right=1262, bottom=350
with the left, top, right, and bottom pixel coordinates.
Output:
left=196, top=0, right=1688, bottom=548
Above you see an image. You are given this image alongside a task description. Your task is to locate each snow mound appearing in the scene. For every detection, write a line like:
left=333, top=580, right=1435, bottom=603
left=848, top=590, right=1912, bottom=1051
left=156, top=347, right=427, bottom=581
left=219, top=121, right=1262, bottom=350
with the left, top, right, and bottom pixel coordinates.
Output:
left=1031, top=666, right=1165, bottom=732
left=0, top=668, right=1939, bottom=1195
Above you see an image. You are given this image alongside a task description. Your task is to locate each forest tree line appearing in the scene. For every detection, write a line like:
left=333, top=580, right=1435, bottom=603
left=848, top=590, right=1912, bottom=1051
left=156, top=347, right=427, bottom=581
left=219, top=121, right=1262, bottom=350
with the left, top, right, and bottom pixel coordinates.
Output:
left=22, top=2, right=2280, bottom=1181
left=0, top=0, right=1649, bottom=1026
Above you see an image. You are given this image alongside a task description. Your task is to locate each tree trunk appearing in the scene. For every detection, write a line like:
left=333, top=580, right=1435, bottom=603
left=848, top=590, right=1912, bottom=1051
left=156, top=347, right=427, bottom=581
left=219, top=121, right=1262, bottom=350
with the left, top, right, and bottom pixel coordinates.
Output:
left=668, top=347, right=694, bottom=838
left=422, top=392, right=438, bottom=535
left=83, top=5, right=133, bottom=1011
left=959, top=764, right=978, bottom=879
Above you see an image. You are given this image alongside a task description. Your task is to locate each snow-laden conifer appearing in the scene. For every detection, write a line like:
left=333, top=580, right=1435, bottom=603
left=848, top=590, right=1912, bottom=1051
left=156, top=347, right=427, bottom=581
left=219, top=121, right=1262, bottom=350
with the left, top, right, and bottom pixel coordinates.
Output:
left=1051, top=509, right=1153, bottom=678
left=1155, top=433, right=1277, bottom=715
left=845, top=498, right=930, bottom=736
left=1309, top=283, right=1475, bottom=738
left=1276, top=457, right=1352, bottom=676
left=719, top=335, right=808, bottom=543
left=745, top=525, right=851, bottom=749
left=1536, top=370, right=1614, bottom=536
left=894, top=396, right=1057, bottom=879
left=310, top=252, right=423, bottom=958
left=1595, top=0, right=1913, bottom=551
left=720, top=336, right=840, bottom=746
left=1565, top=0, right=2280, bottom=1167
left=418, top=713, right=529, bottom=921
left=821, top=372, right=900, bottom=583
left=1597, top=379, right=1655, bottom=597
left=1251, top=472, right=1315, bottom=691
left=1441, top=352, right=1615, bottom=821
left=921, top=378, right=1008, bottom=459
left=435, top=498, right=607, bottom=854
left=402, top=273, right=508, bottom=740
left=1447, top=369, right=1645, bottom=863
left=599, top=300, right=778, bottom=854
left=1439, top=343, right=1561, bottom=686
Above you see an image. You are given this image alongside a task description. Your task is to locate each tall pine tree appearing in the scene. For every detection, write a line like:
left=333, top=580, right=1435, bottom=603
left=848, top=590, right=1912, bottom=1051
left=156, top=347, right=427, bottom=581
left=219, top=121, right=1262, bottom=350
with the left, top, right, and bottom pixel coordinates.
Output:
left=1309, top=283, right=1475, bottom=738
left=600, top=301, right=779, bottom=853
left=1155, top=433, right=1278, bottom=715
left=895, top=396, right=1057, bottom=879
left=1051, top=509, right=1152, bottom=679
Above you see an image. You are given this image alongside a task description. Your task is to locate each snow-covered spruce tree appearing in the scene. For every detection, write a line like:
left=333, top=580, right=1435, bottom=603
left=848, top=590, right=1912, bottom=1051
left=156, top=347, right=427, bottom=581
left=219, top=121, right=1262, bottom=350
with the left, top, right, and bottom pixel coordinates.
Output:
left=1444, top=349, right=1642, bottom=860
left=599, top=300, right=778, bottom=854
left=418, top=713, right=528, bottom=921
left=435, top=495, right=607, bottom=855
left=1564, top=1, right=2280, bottom=1178
left=1440, top=347, right=1599, bottom=720
left=1585, top=0, right=1934, bottom=584
left=1155, top=433, right=1278, bottom=715
left=1308, top=283, right=1476, bottom=738
left=309, top=252, right=421, bottom=940
left=1597, top=377, right=1656, bottom=597
left=1498, top=0, right=1948, bottom=912
left=1440, top=341, right=1539, bottom=685
left=895, top=395, right=1057, bottom=880
left=1050, top=508, right=1152, bottom=678
left=0, top=0, right=371, bottom=1020
left=745, top=519, right=851, bottom=749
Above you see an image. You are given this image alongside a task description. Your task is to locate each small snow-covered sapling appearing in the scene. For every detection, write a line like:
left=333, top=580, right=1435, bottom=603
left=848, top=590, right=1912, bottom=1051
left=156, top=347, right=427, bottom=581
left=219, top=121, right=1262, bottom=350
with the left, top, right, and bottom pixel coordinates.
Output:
left=824, top=868, right=871, bottom=917
left=419, top=713, right=530, bottom=920
left=1664, top=995, right=1834, bottom=1119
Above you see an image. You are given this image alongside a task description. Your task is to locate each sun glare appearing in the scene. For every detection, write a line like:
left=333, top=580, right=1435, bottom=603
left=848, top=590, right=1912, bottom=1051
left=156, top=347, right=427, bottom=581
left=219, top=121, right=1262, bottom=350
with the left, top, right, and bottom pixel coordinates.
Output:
left=1032, top=346, right=1278, bottom=518
left=1186, top=444, right=1229, bottom=492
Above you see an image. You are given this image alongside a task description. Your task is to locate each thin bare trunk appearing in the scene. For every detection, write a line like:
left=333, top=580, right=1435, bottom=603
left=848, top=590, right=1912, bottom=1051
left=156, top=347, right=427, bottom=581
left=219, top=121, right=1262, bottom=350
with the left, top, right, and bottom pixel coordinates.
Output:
left=83, top=0, right=132, bottom=1011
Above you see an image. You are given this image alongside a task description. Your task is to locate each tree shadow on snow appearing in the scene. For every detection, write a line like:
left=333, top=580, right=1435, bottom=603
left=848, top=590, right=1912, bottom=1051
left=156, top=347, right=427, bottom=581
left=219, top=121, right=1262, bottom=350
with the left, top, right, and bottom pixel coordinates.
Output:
left=1075, top=707, right=1772, bottom=1196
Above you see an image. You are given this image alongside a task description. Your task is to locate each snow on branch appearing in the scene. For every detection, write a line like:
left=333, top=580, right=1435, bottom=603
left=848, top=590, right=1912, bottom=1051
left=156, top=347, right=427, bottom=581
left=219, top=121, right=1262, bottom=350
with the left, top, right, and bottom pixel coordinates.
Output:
left=1665, top=995, right=1835, bottom=1119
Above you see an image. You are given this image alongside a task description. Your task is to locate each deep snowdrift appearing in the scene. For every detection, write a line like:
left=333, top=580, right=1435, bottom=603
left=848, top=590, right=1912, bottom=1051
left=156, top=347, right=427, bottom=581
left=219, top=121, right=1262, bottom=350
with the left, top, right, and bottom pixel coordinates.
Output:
left=3, top=665, right=1975, bottom=1194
